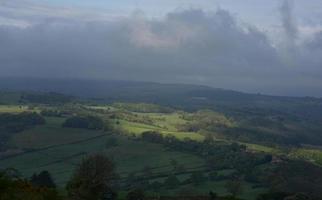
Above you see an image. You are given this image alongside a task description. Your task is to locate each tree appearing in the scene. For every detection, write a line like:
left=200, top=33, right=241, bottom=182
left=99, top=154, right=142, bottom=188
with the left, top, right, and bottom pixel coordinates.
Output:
left=0, top=112, right=45, bottom=133
left=66, top=154, right=117, bottom=200
left=225, top=179, right=243, bottom=197
left=30, top=170, right=56, bottom=188
left=0, top=169, right=60, bottom=200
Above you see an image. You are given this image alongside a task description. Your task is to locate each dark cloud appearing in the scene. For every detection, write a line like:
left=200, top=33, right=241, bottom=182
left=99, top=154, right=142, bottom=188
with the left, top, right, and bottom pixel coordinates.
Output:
left=0, top=3, right=322, bottom=96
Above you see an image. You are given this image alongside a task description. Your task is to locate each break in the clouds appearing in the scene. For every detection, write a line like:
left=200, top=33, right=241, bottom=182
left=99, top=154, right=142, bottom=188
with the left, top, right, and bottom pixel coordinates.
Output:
left=1, top=0, right=322, bottom=96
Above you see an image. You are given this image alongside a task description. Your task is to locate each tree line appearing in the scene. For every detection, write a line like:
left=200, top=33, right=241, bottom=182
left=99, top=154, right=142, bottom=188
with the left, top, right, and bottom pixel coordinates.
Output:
left=1, top=153, right=317, bottom=200
left=0, top=112, right=45, bottom=151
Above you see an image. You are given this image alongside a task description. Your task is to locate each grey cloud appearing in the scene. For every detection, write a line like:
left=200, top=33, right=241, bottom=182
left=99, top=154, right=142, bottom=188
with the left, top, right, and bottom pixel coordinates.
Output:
left=280, top=0, right=298, bottom=40
left=278, top=0, right=299, bottom=67
left=0, top=3, right=322, bottom=96
left=0, top=0, right=123, bottom=27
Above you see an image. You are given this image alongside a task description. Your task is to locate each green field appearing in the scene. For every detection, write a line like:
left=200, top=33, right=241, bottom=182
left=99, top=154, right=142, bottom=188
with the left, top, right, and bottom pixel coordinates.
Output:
left=1, top=133, right=206, bottom=186
left=118, top=119, right=204, bottom=141
left=0, top=105, right=268, bottom=199
left=0, top=116, right=205, bottom=187
left=10, top=117, right=105, bottom=149
left=289, top=148, right=322, bottom=166
left=0, top=105, right=28, bottom=113
left=136, top=113, right=187, bottom=131
left=2, top=102, right=322, bottom=199
left=106, top=109, right=205, bottom=141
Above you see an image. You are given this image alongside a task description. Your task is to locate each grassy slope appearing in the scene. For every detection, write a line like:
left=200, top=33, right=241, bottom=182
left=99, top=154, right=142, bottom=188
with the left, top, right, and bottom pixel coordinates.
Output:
left=114, top=107, right=322, bottom=167
left=289, top=148, right=322, bottom=166
left=0, top=107, right=266, bottom=199
left=0, top=117, right=205, bottom=187
left=11, top=117, right=105, bottom=149
left=2, top=104, right=322, bottom=198
left=116, top=112, right=205, bottom=141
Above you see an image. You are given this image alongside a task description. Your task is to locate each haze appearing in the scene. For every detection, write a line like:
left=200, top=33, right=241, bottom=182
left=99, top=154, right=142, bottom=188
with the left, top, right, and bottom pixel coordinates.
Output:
left=1, top=0, right=322, bottom=96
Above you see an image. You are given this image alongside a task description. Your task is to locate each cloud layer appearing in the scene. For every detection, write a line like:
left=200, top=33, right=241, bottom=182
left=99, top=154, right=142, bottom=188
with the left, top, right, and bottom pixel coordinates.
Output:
left=0, top=0, right=322, bottom=96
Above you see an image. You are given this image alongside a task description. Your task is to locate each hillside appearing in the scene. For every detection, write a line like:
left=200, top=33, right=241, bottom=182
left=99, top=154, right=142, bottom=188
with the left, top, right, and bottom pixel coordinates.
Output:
left=1, top=101, right=322, bottom=199
left=1, top=78, right=322, bottom=146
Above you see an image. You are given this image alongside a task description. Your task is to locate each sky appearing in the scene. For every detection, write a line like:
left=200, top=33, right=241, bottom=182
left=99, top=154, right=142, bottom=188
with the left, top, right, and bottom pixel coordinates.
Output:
left=1, top=0, right=322, bottom=97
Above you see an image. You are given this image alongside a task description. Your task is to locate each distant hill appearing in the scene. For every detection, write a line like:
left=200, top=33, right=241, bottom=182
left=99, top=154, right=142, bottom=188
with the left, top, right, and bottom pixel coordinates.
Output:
left=2, top=78, right=322, bottom=166
left=0, top=77, right=321, bottom=106
left=1, top=77, right=322, bottom=122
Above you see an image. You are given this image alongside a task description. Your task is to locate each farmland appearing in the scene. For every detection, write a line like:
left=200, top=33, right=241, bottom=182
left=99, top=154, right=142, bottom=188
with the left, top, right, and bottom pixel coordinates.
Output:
left=0, top=103, right=272, bottom=199
left=1, top=97, right=322, bottom=199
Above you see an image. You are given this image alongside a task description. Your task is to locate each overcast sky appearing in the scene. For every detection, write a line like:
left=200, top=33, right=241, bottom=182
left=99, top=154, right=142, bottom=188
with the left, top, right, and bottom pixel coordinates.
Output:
left=1, top=0, right=322, bottom=97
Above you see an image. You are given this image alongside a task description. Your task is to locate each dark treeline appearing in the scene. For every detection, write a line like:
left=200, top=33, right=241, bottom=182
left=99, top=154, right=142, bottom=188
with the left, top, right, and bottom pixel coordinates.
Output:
left=140, top=131, right=272, bottom=172
left=0, top=112, right=45, bottom=133
left=221, top=127, right=302, bottom=147
left=62, top=115, right=104, bottom=130
left=30, top=171, right=56, bottom=189
left=41, top=109, right=64, bottom=117
left=0, top=112, right=45, bottom=151
left=113, top=103, right=174, bottom=113
left=20, top=92, right=73, bottom=105
left=0, top=169, right=60, bottom=200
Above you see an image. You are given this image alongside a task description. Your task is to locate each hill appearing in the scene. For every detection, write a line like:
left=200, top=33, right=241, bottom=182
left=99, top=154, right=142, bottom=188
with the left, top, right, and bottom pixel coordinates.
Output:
left=1, top=100, right=322, bottom=199
left=1, top=78, right=322, bottom=146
